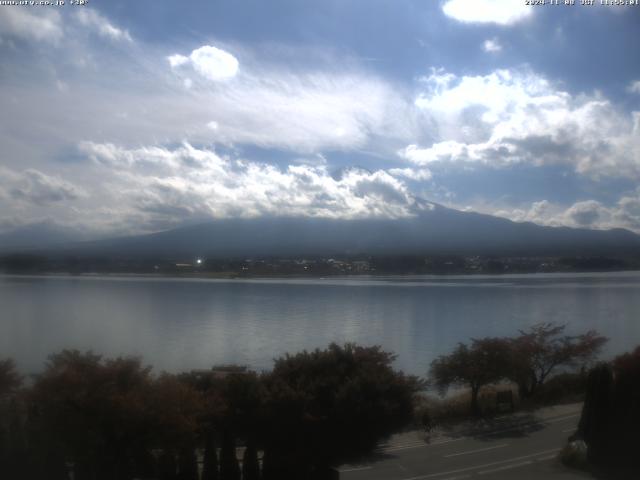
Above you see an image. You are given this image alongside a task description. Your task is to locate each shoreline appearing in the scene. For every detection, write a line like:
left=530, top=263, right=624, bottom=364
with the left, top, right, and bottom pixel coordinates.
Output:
left=1, top=268, right=640, bottom=280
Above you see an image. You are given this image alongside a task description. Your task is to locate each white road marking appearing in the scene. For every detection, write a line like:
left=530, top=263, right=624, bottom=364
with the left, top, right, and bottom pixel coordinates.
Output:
left=562, top=428, right=576, bottom=433
left=381, top=437, right=467, bottom=452
left=339, top=466, right=372, bottom=473
left=444, top=443, right=509, bottom=458
left=399, top=447, right=561, bottom=480
left=478, top=460, right=532, bottom=475
left=536, top=454, right=558, bottom=461
left=546, top=413, right=579, bottom=423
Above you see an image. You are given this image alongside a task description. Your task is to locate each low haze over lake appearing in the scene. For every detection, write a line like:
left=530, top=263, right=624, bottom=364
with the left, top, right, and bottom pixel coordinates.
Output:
left=3, top=272, right=639, bottom=375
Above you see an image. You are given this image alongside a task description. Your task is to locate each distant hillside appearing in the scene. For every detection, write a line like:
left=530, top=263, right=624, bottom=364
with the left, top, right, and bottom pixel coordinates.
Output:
left=30, top=202, right=640, bottom=259
left=0, top=221, right=90, bottom=251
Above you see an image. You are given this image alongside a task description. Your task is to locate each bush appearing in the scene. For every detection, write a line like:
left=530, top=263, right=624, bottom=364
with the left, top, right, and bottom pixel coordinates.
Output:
left=560, top=440, right=589, bottom=470
left=416, top=384, right=518, bottom=425
left=527, top=372, right=587, bottom=406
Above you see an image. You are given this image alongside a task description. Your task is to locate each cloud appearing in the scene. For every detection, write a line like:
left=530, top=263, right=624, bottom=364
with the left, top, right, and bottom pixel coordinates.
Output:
left=0, top=167, right=85, bottom=207
left=490, top=194, right=640, bottom=233
left=74, top=142, right=421, bottom=233
left=168, top=54, right=189, bottom=68
left=74, top=9, right=132, bottom=42
left=483, top=38, right=502, bottom=53
left=402, top=68, right=640, bottom=179
left=628, top=80, right=640, bottom=94
left=169, top=45, right=239, bottom=81
left=388, top=167, right=433, bottom=181
left=0, top=8, right=131, bottom=44
left=0, top=8, right=63, bottom=42
left=0, top=35, right=415, bottom=177
left=564, top=200, right=604, bottom=227
left=442, top=0, right=533, bottom=26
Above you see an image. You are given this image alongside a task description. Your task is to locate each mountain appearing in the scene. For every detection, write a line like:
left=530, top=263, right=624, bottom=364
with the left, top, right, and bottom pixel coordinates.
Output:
left=38, top=202, right=640, bottom=259
left=0, top=221, right=91, bottom=252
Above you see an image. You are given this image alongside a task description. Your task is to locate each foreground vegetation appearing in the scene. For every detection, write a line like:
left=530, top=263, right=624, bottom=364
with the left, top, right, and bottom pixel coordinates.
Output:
left=0, top=344, right=421, bottom=480
left=571, top=345, right=640, bottom=475
left=0, top=324, right=636, bottom=479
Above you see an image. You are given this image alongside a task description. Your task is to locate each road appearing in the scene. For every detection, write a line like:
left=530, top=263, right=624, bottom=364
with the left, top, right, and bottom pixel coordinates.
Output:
left=339, top=404, right=594, bottom=480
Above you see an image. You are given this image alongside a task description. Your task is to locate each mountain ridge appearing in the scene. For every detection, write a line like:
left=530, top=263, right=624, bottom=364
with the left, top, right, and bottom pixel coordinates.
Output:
left=6, top=202, right=637, bottom=259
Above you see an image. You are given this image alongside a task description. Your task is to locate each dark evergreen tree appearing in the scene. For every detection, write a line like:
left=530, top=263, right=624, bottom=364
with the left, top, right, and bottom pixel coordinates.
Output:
left=579, top=364, right=614, bottom=465
left=6, top=401, right=29, bottom=480
left=241, top=439, right=260, bottom=480
left=132, top=448, right=157, bottom=480
left=177, top=446, right=199, bottom=480
left=261, top=449, right=293, bottom=480
left=40, top=448, right=69, bottom=480
left=219, top=430, right=240, bottom=480
left=158, top=450, right=178, bottom=480
left=201, top=433, right=219, bottom=480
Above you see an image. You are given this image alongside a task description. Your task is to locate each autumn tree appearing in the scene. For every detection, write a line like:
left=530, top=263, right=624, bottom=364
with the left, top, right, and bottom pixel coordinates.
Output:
left=262, top=343, right=422, bottom=476
left=510, top=323, right=608, bottom=398
left=30, top=350, right=156, bottom=480
left=147, top=373, right=204, bottom=452
left=430, top=338, right=512, bottom=416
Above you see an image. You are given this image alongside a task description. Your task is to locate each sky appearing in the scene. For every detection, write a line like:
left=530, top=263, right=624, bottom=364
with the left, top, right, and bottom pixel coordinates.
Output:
left=1, top=0, right=639, bottom=239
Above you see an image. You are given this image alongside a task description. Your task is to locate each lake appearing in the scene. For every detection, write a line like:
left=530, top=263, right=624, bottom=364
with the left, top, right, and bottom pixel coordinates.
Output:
left=1, top=272, right=639, bottom=376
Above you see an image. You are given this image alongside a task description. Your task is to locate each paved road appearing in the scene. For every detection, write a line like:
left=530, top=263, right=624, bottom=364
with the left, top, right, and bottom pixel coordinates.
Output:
left=339, top=404, right=594, bottom=480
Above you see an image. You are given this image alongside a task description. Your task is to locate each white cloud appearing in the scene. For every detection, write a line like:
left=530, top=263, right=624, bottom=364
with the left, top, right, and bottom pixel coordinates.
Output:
left=74, top=9, right=132, bottom=42
left=168, top=54, right=189, bottom=68
left=0, top=8, right=63, bottom=42
left=483, top=38, right=502, bottom=53
left=628, top=80, right=640, bottom=94
left=489, top=193, right=640, bottom=233
left=388, top=167, right=433, bottom=181
left=403, top=68, right=640, bottom=179
left=442, top=0, right=533, bottom=26
left=169, top=45, right=239, bottom=81
left=73, top=142, right=420, bottom=233
left=0, top=166, right=86, bottom=207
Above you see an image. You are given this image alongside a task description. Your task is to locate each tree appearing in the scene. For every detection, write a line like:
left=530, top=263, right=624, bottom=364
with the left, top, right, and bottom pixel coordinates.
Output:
left=575, top=346, right=640, bottom=472
left=219, top=430, right=240, bottom=480
left=0, top=359, right=23, bottom=476
left=242, top=440, right=260, bottom=480
left=147, top=373, right=204, bottom=452
left=0, top=358, right=22, bottom=396
left=201, top=432, right=219, bottom=480
left=29, top=350, right=156, bottom=480
left=511, top=323, right=608, bottom=398
left=158, top=450, right=177, bottom=480
left=177, top=446, right=198, bottom=480
left=262, top=343, right=422, bottom=473
left=430, top=338, right=512, bottom=416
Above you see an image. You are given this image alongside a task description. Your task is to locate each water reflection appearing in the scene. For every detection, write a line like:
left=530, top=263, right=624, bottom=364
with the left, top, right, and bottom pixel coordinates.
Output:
left=1, top=272, right=639, bottom=375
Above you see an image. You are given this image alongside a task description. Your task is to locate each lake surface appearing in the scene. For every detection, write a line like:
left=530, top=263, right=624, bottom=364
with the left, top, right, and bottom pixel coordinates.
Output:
left=1, top=272, right=639, bottom=376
